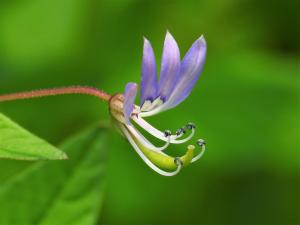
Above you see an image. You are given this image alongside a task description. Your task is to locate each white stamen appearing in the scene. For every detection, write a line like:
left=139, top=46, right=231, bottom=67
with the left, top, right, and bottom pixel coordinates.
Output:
left=132, top=116, right=194, bottom=144
left=140, top=97, right=164, bottom=113
left=141, top=100, right=152, bottom=111
left=139, top=103, right=165, bottom=117
left=148, top=97, right=164, bottom=110
left=120, top=125, right=182, bottom=176
left=126, top=124, right=170, bottom=152
left=191, top=142, right=206, bottom=163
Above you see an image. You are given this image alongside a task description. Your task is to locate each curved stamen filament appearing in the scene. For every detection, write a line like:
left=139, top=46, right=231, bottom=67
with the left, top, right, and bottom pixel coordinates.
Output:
left=138, top=103, right=165, bottom=117
left=132, top=116, right=195, bottom=144
left=126, top=124, right=171, bottom=152
left=191, top=140, right=206, bottom=163
left=172, top=129, right=195, bottom=144
left=120, top=125, right=182, bottom=176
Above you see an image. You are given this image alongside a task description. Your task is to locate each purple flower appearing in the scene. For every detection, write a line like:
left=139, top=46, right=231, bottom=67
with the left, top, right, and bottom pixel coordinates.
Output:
left=109, top=32, right=207, bottom=176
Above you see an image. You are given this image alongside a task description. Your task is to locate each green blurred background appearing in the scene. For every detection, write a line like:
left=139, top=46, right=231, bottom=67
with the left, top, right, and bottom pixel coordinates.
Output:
left=0, top=0, right=299, bottom=224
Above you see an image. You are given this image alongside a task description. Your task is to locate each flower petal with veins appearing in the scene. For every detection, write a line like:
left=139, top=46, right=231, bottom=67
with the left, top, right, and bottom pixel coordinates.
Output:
left=157, top=31, right=181, bottom=102
left=140, top=38, right=158, bottom=107
left=163, top=35, right=206, bottom=110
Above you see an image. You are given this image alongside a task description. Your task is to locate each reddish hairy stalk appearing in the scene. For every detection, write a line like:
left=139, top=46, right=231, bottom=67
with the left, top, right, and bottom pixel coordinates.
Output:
left=0, top=86, right=111, bottom=103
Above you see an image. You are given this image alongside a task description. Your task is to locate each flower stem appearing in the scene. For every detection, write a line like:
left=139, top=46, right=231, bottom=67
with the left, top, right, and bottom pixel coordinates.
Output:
left=0, top=86, right=111, bottom=103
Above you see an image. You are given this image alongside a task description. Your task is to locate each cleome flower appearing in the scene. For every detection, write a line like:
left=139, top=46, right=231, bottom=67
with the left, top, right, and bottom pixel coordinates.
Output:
left=109, top=32, right=207, bottom=176
left=0, top=31, right=207, bottom=177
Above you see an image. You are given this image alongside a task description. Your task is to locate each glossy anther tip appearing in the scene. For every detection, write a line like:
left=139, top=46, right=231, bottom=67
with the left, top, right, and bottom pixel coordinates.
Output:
left=197, top=139, right=206, bottom=147
left=186, top=122, right=196, bottom=130
left=174, top=157, right=183, bottom=166
left=176, top=127, right=184, bottom=136
left=164, top=130, right=172, bottom=137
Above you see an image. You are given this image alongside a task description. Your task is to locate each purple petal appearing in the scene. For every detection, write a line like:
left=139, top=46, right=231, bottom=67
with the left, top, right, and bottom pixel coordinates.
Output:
left=124, top=82, right=138, bottom=124
left=158, top=31, right=181, bottom=101
left=164, top=35, right=207, bottom=110
left=140, top=38, right=158, bottom=105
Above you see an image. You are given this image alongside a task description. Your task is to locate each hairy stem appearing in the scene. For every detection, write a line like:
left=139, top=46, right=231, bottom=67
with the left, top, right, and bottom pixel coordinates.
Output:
left=0, top=86, right=111, bottom=103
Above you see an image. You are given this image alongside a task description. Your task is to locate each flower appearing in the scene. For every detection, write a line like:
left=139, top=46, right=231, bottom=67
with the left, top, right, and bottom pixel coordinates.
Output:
left=109, top=32, right=207, bottom=176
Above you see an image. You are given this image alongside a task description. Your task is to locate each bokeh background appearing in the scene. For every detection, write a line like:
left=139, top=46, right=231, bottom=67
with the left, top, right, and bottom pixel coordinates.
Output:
left=0, top=0, right=299, bottom=224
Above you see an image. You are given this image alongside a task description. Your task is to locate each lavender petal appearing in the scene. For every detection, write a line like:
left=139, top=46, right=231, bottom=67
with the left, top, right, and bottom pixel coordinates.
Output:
left=158, top=31, right=181, bottom=101
left=164, top=35, right=207, bottom=110
left=140, top=38, right=158, bottom=106
left=124, top=82, right=138, bottom=123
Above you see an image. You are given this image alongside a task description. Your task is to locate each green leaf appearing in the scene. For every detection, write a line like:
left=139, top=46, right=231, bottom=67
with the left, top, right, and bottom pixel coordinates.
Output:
left=0, top=113, right=67, bottom=160
left=0, top=125, right=108, bottom=225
